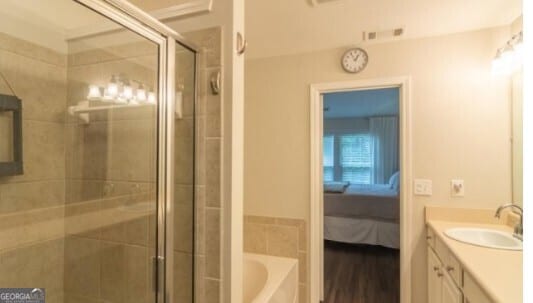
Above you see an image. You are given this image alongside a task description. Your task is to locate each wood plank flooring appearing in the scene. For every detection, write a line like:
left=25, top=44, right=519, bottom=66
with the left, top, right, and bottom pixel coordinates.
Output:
left=323, top=241, right=400, bottom=303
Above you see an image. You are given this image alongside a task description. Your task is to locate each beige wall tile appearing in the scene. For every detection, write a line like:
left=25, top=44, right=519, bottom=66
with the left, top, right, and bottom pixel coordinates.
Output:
left=183, top=27, right=221, bottom=68
left=299, top=283, right=307, bottom=303
left=298, top=252, right=307, bottom=284
left=0, top=180, right=64, bottom=213
left=64, top=236, right=101, bottom=298
left=0, top=50, right=67, bottom=123
left=175, top=136, right=195, bottom=185
left=205, top=139, right=221, bottom=207
left=243, top=222, right=268, bottom=254
left=174, top=251, right=194, bottom=302
left=195, top=116, right=206, bottom=186
left=0, top=239, right=64, bottom=296
left=0, top=32, right=67, bottom=67
left=205, top=209, right=221, bottom=278
left=246, top=215, right=276, bottom=224
left=174, top=202, right=194, bottom=253
left=266, top=225, right=299, bottom=258
left=174, top=184, right=194, bottom=205
left=100, top=242, right=126, bottom=303
left=195, top=186, right=206, bottom=255
left=205, top=278, right=221, bottom=303
left=123, top=245, right=150, bottom=303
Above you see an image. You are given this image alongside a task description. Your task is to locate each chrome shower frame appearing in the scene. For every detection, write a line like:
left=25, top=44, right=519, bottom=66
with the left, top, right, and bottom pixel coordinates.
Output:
left=73, top=1, right=199, bottom=303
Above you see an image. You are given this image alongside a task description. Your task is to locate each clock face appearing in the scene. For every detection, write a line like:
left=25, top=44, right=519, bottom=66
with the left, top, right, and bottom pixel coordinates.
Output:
left=341, top=48, right=368, bottom=73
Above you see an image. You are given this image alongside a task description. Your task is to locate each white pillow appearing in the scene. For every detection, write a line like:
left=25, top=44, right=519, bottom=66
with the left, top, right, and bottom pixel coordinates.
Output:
left=389, top=171, right=400, bottom=191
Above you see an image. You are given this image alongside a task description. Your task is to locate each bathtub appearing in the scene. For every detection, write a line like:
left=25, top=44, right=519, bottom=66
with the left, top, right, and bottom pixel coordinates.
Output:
left=243, top=253, right=298, bottom=303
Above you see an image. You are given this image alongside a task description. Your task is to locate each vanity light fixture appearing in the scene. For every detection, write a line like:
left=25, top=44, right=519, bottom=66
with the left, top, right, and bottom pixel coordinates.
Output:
left=492, top=31, right=523, bottom=76
left=86, top=75, right=156, bottom=105
left=87, top=84, right=102, bottom=100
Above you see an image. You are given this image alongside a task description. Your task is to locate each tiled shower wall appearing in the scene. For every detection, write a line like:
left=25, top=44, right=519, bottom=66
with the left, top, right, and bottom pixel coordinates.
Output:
left=62, top=37, right=159, bottom=303
left=181, top=27, right=223, bottom=303
left=1, top=26, right=223, bottom=303
left=244, top=215, right=309, bottom=303
left=0, top=33, right=68, bottom=303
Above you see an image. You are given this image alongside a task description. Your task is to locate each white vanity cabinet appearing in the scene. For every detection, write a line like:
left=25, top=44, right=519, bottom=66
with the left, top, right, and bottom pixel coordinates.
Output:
left=427, top=246, right=462, bottom=303
left=427, top=226, right=495, bottom=303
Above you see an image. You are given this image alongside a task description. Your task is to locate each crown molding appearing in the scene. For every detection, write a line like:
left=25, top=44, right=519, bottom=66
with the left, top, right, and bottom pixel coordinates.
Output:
left=66, top=0, right=212, bottom=40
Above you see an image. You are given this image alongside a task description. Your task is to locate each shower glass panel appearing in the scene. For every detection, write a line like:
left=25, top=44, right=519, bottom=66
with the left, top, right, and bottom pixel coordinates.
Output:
left=0, top=1, right=197, bottom=303
left=173, top=43, right=196, bottom=302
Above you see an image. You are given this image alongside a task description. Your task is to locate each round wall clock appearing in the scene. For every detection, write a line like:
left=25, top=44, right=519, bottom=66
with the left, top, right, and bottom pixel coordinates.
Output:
left=341, top=48, right=368, bottom=73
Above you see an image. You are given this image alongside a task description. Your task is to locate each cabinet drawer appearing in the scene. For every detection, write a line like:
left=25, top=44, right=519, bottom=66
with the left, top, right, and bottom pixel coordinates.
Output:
left=426, top=226, right=436, bottom=249
left=464, top=272, right=492, bottom=303
left=435, top=236, right=463, bottom=286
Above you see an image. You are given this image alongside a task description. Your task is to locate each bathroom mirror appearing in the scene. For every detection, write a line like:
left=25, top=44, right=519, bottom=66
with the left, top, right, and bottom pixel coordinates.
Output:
left=511, top=71, right=523, bottom=207
left=0, top=94, right=23, bottom=176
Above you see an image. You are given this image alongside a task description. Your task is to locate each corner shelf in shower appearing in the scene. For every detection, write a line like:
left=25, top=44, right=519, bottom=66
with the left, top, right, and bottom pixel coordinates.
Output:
left=68, top=100, right=155, bottom=124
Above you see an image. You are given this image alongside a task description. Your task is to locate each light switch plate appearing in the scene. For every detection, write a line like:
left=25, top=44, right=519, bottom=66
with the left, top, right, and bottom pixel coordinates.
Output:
left=414, top=179, right=432, bottom=196
left=451, top=179, right=465, bottom=197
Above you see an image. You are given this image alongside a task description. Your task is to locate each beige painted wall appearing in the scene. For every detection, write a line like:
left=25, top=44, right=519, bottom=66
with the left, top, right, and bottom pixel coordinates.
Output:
left=244, top=26, right=513, bottom=302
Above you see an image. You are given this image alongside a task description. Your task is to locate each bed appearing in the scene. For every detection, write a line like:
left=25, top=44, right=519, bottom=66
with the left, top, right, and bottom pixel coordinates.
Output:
left=323, top=177, right=400, bottom=249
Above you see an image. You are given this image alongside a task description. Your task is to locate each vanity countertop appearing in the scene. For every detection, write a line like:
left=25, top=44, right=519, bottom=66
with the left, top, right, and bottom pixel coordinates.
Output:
left=427, top=220, right=522, bottom=303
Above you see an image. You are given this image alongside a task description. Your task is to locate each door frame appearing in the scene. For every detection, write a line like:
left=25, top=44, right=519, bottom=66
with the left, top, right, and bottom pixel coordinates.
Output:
left=309, top=76, right=413, bottom=303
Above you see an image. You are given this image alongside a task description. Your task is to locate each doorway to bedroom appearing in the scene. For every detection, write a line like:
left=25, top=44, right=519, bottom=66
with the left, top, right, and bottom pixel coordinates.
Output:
left=322, top=87, right=400, bottom=302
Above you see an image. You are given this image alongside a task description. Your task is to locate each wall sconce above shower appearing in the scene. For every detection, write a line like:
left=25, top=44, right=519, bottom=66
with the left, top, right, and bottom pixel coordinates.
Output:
left=491, top=31, right=523, bottom=76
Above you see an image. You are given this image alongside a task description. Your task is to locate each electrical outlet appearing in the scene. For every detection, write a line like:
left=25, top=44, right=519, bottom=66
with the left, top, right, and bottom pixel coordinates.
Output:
left=414, top=179, right=432, bottom=196
left=451, top=179, right=465, bottom=197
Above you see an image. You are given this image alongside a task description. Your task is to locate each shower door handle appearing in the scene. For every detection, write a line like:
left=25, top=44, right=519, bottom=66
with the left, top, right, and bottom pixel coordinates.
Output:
left=152, top=256, right=165, bottom=293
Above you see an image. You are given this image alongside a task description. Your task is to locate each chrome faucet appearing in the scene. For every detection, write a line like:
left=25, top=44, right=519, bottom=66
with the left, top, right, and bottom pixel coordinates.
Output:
left=494, top=203, right=523, bottom=240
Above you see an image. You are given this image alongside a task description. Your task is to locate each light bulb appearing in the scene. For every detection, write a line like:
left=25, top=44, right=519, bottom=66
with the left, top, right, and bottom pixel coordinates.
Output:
left=102, top=88, right=114, bottom=102
left=107, top=76, right=119, bottom=97
left=123, top=85, right=133, bottom=100
left=136, top=87, right=147, bottom=102
left=87, top=85, right=101, bottom=100
left=147, top=92, right=156, bottom=104
left=512, top=42, right=523, bottom=70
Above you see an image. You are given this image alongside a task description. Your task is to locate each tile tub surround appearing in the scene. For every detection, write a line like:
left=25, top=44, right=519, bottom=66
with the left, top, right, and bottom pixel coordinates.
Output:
left=0, top=33, right=67, bottom=303
left=244, top=215, right=308, bottom=303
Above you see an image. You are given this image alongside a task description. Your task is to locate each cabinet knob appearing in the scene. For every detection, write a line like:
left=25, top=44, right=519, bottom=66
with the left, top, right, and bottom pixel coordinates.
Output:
left=437, top=272, right=444, bottom=277
left=433, top=266, right=439, bottom=271
left=426, top=236, right=432, bottom=240
left=446, top=265, right=454, bottom=272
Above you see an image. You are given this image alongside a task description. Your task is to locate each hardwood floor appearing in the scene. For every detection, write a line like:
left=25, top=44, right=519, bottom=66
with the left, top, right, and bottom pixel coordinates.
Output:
left=323, top=241, right=400, bottom=303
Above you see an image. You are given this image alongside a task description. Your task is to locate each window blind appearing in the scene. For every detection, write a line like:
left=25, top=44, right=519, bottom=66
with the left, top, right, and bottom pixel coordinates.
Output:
left=323, top=135, right=334, bottom=182
left=340, top=135, right=373, bottom=184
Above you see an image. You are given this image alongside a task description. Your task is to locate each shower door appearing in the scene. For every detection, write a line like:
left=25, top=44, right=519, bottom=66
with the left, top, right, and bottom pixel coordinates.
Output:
left=0, top=1, right=196, bottom=303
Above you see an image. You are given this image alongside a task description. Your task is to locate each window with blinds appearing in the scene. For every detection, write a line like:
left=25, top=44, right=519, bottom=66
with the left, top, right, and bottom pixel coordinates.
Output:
left=340, top=134, right=373, bottom=184
left=323, top=134, right=374, bottom=184
left=323, top=135, right=334, bottom=182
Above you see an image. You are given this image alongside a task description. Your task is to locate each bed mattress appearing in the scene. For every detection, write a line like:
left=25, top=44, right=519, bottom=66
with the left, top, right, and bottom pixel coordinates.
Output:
left=324, top=184, right=399, bottom=221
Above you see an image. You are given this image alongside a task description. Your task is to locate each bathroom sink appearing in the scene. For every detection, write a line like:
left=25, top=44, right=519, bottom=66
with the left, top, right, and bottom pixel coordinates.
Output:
left=444, top=228, right=522, bottom=250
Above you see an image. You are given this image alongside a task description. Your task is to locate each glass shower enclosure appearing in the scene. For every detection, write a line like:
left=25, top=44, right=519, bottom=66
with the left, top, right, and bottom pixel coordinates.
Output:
left=0, top=1, right=196, bottom=303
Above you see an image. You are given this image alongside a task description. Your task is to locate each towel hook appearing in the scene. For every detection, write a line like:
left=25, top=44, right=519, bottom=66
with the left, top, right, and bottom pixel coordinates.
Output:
left=236, top=32, right=247, bottom=55
left=210, top=70, right=221, bottom=95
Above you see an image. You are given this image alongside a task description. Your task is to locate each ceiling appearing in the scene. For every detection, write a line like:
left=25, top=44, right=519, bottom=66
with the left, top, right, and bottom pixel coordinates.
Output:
left=245, top=0, right=522, bottom=59
left=1, top=0, right=110, bottom=32
left=324, top=88, right=399, bottom=118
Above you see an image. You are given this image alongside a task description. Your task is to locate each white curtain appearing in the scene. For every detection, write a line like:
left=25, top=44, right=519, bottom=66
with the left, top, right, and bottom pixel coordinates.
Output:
left=369, top=116, right=399, bottom=184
